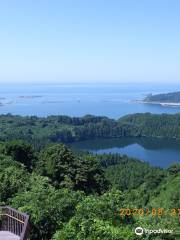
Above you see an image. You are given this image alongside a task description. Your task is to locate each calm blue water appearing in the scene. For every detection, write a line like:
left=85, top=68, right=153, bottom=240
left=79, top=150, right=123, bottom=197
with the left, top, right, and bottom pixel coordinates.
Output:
left=70, top=137, right=180, bottom=168
left=1, top=83, right=180, bottom=167
left=0, top=83, right=180, bottom=118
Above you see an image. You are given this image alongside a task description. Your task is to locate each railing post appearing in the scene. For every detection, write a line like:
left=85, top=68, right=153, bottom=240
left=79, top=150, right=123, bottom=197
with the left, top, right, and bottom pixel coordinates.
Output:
left=0, top=206, right=30, bottom=240
left=20, top=214, right=30, bottom=240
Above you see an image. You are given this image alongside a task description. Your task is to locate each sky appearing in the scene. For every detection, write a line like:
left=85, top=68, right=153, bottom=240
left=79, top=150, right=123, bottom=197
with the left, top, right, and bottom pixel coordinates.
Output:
left=0, top=0, right=180, bottom=84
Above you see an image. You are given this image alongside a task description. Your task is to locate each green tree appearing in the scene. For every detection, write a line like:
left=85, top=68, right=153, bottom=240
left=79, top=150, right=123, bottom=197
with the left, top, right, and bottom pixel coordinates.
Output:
left=5, top=140, right=36, bottom=170
left=53, top=190, right=134, bottom=240
left=0, top=155, right=28, bottom=202
left=167, top=163, right=180, bottom=176
left=39, top=144, right=108, bottom=194
left=11, top=174, right=84, bottom=240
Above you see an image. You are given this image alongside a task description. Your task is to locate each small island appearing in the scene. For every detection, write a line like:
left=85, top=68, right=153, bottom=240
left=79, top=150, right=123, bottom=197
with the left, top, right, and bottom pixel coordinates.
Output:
left=18, top=95, right=43, bottom=99
left=140, top=91, right=180, bottom=107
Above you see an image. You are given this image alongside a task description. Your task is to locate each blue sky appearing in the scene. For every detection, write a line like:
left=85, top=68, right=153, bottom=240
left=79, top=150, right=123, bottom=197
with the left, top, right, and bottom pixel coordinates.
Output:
left=0, top=0, right=180, bottom=84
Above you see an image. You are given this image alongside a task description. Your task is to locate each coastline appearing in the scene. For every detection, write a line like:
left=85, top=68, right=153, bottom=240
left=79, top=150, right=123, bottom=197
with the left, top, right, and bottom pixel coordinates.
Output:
left=135, top=100, right=180, bottom=107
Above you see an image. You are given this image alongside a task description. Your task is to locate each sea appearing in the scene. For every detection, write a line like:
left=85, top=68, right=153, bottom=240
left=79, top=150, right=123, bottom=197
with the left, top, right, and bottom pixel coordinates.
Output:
left=1, top=82, right=180, bottom=168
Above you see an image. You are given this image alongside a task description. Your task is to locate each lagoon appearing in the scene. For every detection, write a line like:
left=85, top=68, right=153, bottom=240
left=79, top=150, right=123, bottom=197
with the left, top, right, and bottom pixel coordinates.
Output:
left=69, top=137, right=180, bottom=168
left=1, top=83, right=180, bottom=168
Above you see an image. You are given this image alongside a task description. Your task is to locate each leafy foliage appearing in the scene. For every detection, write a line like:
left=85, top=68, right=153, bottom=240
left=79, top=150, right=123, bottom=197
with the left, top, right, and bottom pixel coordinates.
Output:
left=1, top=113, right=180, bottom=149
left=97, top=154, right=165, bottom=191
left=53, top=190, right=135, bottom=240
left=0, top=112, right=179, bottom=239
left=11, top=174, right=84, bottom=240
left=0, top=155, right=28, bottom=202
left=4, top=140, right=36, bottom=170
left=38, top=144, right=108, bottom=194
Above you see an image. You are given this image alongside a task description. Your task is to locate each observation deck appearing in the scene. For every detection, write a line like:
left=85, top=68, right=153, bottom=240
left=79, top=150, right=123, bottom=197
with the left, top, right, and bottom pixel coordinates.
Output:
left=0, top=206, right=29, bottom=240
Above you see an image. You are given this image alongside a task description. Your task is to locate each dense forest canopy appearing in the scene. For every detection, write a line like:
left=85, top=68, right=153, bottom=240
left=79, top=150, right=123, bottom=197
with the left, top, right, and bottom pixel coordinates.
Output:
left=1, top=113, right=180, bottom=149
left=144, top=91, right=180, bottom=103
left=0, top=139, right=179, bottom=239
left=0, top=113, right=179, bottom=239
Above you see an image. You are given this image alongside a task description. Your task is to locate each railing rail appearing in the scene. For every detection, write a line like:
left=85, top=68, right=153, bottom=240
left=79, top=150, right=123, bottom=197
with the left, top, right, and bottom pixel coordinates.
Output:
left=0, top=206, right=29, bottom=240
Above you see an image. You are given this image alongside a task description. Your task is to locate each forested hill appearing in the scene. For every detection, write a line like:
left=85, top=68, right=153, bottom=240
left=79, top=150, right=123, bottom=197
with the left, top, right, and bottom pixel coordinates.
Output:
left=0, top=115, right=180, bottom=239
left=144, top=91, right=180, bottom=103
left=1, top=140, right=179, bottom=239
left=1, top=113, right=180, bottom=148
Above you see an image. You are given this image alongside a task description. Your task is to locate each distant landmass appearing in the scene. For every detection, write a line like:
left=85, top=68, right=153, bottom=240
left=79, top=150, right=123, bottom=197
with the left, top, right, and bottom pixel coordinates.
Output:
left=142, top=91, right=180, bottom=106
left=18, top=95, right=42, bottom=99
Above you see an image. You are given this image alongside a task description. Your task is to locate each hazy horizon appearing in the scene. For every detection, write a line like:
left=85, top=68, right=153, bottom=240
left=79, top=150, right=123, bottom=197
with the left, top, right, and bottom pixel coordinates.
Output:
left=1, top=81, right=180, bottom=86
left=0, top=0, right=180, bottom=84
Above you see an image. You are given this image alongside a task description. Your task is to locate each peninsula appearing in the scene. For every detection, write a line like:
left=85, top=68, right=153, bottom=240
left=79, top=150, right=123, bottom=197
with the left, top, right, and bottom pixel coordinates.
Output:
left=141, top=91, right=180, bottom=106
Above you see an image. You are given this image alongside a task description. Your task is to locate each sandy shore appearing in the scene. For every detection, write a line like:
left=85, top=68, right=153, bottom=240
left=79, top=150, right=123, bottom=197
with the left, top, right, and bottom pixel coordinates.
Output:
left=134, top=100, right=180, bottom=107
